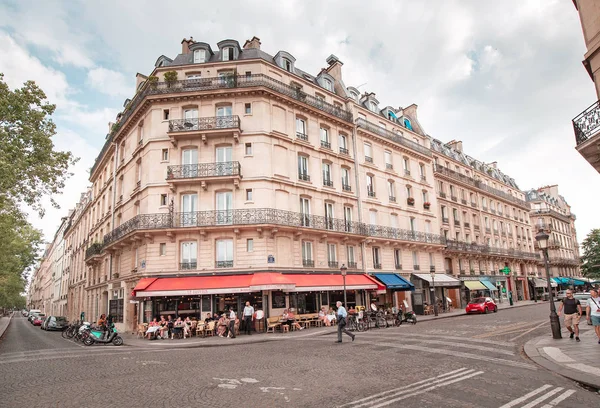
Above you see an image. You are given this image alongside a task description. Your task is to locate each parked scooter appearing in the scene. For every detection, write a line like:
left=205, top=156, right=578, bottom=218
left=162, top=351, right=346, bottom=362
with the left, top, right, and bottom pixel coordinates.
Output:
left=394, top=306, right=417, bottom=325
left=83, top=322, right=123, bottom=346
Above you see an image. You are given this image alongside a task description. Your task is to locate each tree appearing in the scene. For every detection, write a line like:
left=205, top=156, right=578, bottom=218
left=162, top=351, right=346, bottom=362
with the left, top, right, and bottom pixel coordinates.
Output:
left=580, top=228, right=600, bottom=279
left=0, top=73, right=77, bottom=217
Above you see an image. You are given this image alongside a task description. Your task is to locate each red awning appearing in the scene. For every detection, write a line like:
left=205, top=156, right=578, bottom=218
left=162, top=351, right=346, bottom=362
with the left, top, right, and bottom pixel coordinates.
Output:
left=135, top=275, right=255, bottom=297
left=286, top=274, right=385, bottom=292
left=133, top=277, right=158, bottom=294
left=250, top=273, right=295, bottom=291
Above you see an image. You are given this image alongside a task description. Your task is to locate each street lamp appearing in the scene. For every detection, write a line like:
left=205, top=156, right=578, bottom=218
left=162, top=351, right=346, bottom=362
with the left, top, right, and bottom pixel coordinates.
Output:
left=340, top=264, right=348, bottom=309
left=535, top=230, right=562, bottom=339
left=430, top=265, right=438, bottom=316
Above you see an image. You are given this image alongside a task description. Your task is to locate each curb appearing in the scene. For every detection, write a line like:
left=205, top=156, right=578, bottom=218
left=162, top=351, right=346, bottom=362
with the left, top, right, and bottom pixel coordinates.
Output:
left=523, top=336, right=600, bottom=390
left=0, top=312, right=14, bottom=340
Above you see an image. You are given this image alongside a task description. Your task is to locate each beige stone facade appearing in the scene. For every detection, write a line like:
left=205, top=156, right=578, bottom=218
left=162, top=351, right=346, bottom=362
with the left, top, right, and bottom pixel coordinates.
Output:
left=27, top=36, right=583, bottom=326
left=572, top=0, right=600, bottom=172
left=526, top=185, right=580, bottom=278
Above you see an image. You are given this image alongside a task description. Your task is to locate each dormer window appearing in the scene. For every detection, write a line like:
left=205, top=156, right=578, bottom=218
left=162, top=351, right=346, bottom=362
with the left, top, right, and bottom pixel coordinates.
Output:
left=323, top=78, right=333, bottom=92
left=350, top=91, right=358, bottom=102
left=222, top=47, right=234, bottom=61
left=283, top=58, right=292, bottom=72
left=193, top=49, right=206, bottom=63
left=403, top=118, right=413, bottom=130
left=369, top=101, right=378, bottom=112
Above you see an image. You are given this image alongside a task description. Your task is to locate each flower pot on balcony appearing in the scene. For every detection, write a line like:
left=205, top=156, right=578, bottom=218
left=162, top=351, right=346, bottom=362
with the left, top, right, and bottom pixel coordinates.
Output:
left=423, top=202, right=431, bottom=210
left=407, top=198, right=415, bottom=206
left=147, top=75, right=158, bottom=88
left=113, top=273, right=119, bottom=279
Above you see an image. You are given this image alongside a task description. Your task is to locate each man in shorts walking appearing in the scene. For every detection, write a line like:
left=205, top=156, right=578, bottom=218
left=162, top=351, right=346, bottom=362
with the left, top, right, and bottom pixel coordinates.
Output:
left=558, top=290, right=582, bottom=342
left=586, top=289, right=600, bottom=344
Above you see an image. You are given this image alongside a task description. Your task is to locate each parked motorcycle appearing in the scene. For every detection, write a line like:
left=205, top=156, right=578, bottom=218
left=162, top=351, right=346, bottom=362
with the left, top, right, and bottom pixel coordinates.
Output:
left=394, top=307, right=417, bottom=325
left=83, top=323, right=123, bottom=346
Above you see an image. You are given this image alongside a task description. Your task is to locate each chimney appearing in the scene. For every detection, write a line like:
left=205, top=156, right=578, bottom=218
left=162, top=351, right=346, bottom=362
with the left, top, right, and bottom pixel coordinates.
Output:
left=243, top=36, right=261, bottom=50
left=489, top=161, right=498, bottom=169
left=181, top=36, right=195, bottom=54
left=447, top=140, right=463, bottom=152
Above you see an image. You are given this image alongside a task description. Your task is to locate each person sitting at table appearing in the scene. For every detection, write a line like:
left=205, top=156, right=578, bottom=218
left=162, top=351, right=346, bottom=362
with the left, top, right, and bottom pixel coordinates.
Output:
left=318, top=307, right=330, bottom=326
left=217, top=314, right=229, bottom=337
left=146, top=318, right=159, bottom=339
left=282, top=309, right=303, bottom=331
left=158, top=315, right=169, bottom=339
left=171, top=317, right=185, bottom=339
left=183, top=317, right=192, bottom=338
left=327, top=308, right=337, bottom=325
left=204, top=313, right=213, bottom=323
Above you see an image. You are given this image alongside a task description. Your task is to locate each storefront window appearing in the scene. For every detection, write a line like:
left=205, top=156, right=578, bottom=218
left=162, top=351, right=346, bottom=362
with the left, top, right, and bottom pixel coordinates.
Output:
left=109, top=299, right=124, bottom=323
left=271, top=291, right=286, bottom=309
left=289, top=293, right=318, bottom=314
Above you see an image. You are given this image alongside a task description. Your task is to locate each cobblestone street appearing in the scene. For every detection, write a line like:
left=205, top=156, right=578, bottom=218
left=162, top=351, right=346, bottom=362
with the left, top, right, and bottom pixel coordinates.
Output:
left=1, top=304, right=599, bottom=407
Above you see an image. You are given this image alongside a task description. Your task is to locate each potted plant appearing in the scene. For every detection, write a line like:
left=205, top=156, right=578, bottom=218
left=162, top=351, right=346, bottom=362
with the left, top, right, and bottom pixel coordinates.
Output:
left=163, top=71, right=178, bottom=88
left=113, top=273, right=120, bottom=279
left=147, top=75, right=159, bottom=88
left=111, top=122, right=121, bottom=135
left=407, top=197, right=415, bottom=206
left=423, top=201, right=431, bottom=210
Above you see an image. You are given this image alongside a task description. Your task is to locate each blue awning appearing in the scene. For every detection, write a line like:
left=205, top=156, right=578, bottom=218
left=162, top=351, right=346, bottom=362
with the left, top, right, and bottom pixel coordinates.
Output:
left=556, top=277, right=586, bottom=286
left=480, top=280, right=498, bottom=291
left=373, top=273, right=415, bottom=291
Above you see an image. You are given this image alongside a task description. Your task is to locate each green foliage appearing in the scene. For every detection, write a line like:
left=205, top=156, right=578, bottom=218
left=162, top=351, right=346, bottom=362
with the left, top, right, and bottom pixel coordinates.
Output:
left=163, top=71, right=178, bottom=84
left=0, top=73, right=78, bottom=217
left=147, top=75, right=158, bottom=87
left=581, top=228, right=600, bottom=278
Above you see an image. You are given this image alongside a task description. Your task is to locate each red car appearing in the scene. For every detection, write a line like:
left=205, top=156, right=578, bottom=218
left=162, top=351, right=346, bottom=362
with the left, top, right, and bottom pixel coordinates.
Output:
left=32, top=315, right=45, bottom=326
left=466, top=297, right=498, bottom=314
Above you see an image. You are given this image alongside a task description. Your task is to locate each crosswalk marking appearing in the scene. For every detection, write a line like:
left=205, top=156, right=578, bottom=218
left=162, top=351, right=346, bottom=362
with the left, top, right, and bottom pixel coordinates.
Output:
left=391, top=331, right=515, bottom=347
left=339, top=368, right=483, bottom=408
left=499, top=385, right=576, bottom=408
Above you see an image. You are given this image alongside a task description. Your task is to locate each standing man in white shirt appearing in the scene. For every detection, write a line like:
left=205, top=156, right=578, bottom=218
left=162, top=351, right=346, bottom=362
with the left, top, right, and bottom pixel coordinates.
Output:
left=335, top=301, right=355, bottom=343
left=586, top=289, right=600, bottom=344
left=242, top=301, right=254, bottom=335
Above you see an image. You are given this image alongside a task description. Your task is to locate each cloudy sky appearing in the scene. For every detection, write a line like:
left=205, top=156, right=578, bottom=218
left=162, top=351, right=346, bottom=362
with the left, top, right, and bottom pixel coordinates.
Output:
left=0, top=0, right=597, bottom=244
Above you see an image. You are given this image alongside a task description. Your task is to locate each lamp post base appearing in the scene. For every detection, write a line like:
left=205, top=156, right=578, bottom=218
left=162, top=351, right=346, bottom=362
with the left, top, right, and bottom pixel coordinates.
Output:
left=550, top=311, right=562, bottom=339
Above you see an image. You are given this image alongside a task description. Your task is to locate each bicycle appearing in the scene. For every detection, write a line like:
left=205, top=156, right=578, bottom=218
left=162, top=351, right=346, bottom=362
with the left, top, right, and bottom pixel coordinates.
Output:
left=346, top=313, right=366, bottom=332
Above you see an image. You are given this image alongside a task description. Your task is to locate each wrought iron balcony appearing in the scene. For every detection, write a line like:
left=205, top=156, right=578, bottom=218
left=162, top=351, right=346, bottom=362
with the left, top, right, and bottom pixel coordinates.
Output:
left=445, top=239, right=540, bottom=260
left=461, top=199, right=467, bottom=205
left=320, top=140, right=331, bottom=149
left=373, top=263, right=382, bottom=269
left=303, top=259, right=315, bottom=267
left=365, top=156, right=373, bottom=163
left=367, top=189, right=376, bottom=198
left=167, top=161, right=241, bottom=180
left=103, top=208, right=447, bottom=247
left=328, top=261, right=339, bottom=268
left=454, top=220, right=461, bottom=227
left=216, top=260, right=233, bottom=268
left=342, top=183, right=352, bottom=192
left=471, top=202, right=477, bottom=208
left=442, top=217, right=449, bottom=224
left=464, top=222, right=470, bottom=228
left=168, top=115, right=240, bottom=133
left=451, top=195, right=457, bottom=202
left=355, top=118, right=432, bottom=157
left=389, top=196, right=396, bottom=203
left=433, top=165, right=529, bottom=209
left=532, top=209, right=571, bottom=223
left=296, top=132, right=308, bottom=141
left=91, top=74, right=353, bottom=176
left=404, top=169, right=411, bottom=177
left=490, top=209, right=496, bottom=214
left=180, top=262, right=197, bottom=270
left=395, top=264, right=402, bottom=270
left=439, top=191, right=446, bottom=198
left=421, top=175, right=427, bottom=182
left=339, top=147, right=349, bottom=155
left=386, top=163, right=394, bottom=170
left=298, top=172, right=311, bottom=182
left=348, top=262, right=358, bottom=269
left=485, top=227, right=491, bottom=233
left=322, top=176, right=333, bottom=187
left=573, top=99, right=600, bottom=145
left=85, top=243, right=104, bottom=261
left=413, top=265, right=420, bottom=270
left=474, top=225, right=480, bottom=231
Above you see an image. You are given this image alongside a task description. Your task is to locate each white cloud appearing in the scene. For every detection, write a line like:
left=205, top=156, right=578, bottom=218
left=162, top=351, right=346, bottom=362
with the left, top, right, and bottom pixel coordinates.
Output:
left=86, top=67, right=133, bottom=98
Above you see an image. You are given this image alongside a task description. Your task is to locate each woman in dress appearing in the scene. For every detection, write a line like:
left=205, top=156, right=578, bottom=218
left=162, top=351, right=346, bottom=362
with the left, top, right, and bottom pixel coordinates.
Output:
left=217, top=314, right=229, bottom=337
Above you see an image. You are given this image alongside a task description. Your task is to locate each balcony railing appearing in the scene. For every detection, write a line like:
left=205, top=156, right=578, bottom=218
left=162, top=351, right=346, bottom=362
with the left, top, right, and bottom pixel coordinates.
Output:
left=180, top=262, right=197, bottom=270
left=298, top=172, right=311, bottom=182
left=572, top=99, right=600, bottom=145
left=386, top=163, right=394, bottom=170
left=445, top=239, right=540, bottom=260
left=461, top=199, right=467, bottom=205
left=303, top=259, right=315, bottom=267
left=395, top=264, right=402, bottom=270
left=439, top=191, right=446, bottom=198
left=356, top=118, right=432, bottom=157
left=85, top=243, right=104, bottom=260
left=404, top=169, right=411, bottom=177
left=167, top=162, right=241, bottom=180
left=532, top=209, right=571, bottom=223
left=216, top=261, right=233, bottom=268
left=320, top=140, right=331, bottom=149
left=464, top=222, right=470, bottom=228
left=91, top=74, right=353, bottom=176
left=471, top=202, right=477, bottom=208
left=367, top=189, right=376, bottom=198
left=296, top=132, right=308, bottom=141
left=348, top=262, right=358, bottom=268
left=342, top=184, right=352, bottom=192
left=328, top=261, right=339, bottom=268
left=389, top=196, right=396, bottom=203
left=103, top=208, right=447, bottom=247
left=442, top=217, right=449, bottom=224
left=365, top=156, right=373, bottom=163
left=373, top=263, right=382, bottom=269
left=323, top=177, right=333, bottom=187
left=454, top=220, right=461, bottom=227
left=413, top=265, right=420, bottom=270
left=168, top=116, right=240, bottom=133
left=434, top=165, right=529, bottom=209
left=339, top=147, right=349, bottom=155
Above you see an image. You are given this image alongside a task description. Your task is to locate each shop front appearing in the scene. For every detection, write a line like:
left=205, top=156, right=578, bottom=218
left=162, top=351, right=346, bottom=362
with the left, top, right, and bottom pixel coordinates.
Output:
left=371, top=273, right=415, bottom=311
left=515, top=277, right=529, bottom=301
left=529, top=277, right=558, bottom=300
left=410, top=273, right=461, bottom=314
left=460, top=278, right=488, bottom=305
left=488, top=275, right=508, bottom=304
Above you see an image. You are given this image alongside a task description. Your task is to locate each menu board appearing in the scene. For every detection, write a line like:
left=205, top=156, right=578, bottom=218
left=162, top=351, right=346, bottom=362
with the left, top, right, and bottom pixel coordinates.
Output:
left=271, top=291, right=286, bottom=309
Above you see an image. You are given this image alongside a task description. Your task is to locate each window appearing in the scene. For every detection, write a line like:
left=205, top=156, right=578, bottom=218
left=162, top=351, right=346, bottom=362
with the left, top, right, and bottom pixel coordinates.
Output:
left=394, top=249, right=402, bottom=269
left=441, top=206, right=447, bottom=219
left=339, top=134, right=348, bottom=154
left=327, top=244, right=337, bottom=265
left=369, top=101, right=378, bottom=112
left=344, top=206, right=352, bottom=231
left=350, top=91, right=359, bottom=102
left=193, top=49, right=206, bottom=63
left=298, top=155, right=309, bottom=180
left=364, top=143, right=373, bottom=162
left=409, top=217, right=416, bottom=232
left=109, top=298, right=124, bottom=323
left=324, top=202, right=334, bottom=230
left=222, top=47, right=234, bottom=61
left=216, top=239, right=233, bottom=267
left=300, top=197, right=310, bottom=226
left=245, top=143, right=253, bottom=156
left=245, top=103, right=252, bottom=114
left=159, top=243, right=166, bottom=256
left=422, top=190, right=429, bottom=203
left=320, top=127, right=330, bottom=148
left=412, top=251, right=419, bottom=268
left=391, top=214, right=399, bottom=228
left=366, top=175, right=375, bottom=197
left=216, top=191, right=233, bottom=224
left=302, top=241, right=313, bottom=262
left=160, top=194, right=168, bottom=206
left=403, top=157, right=411, bottom=176
left=388, top=180, right=396, bottom=201
left=372, top=247, right=381, bottom=268
left=247, top=239, right=254, bottom=252
left=162, top=148, right=169, bottom=161
left=181, top=241, right=198, bottom=269
left=246, top=189, right=253, bottom=201
left=419, top=163, right=426, bottom=180
left=341, top=168, right=351, bottom=190
left=406, top=185, right=413, bottom=198
left=322, top=163, right=332, bottom=186
left=186, top=74, right=202, bottom=80
left=347, top=246, right=355, bottom=265
left=296, top=118, right=307, bottom=139
left=385, top=151, right=393, bottom=169
left=163, top=109, right=170, bottom=120
left=283, top=58, right=292, bottom=72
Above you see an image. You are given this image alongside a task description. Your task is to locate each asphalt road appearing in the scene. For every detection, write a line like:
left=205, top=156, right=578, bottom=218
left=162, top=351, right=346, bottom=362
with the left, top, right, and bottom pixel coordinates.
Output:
left=1, top=304, right=599, bottom=407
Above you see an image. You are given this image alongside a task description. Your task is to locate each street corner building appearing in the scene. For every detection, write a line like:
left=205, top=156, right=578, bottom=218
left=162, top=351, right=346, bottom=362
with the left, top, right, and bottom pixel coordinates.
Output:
left=26, top=36, right=584, bottom=332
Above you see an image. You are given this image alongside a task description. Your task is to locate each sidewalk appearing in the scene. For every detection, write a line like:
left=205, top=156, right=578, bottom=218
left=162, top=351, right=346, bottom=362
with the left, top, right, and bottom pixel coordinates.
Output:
left=123, top=301, right=541, bottom=349
left=0, top=312, right=14, bottom=339
left=525, top=326, right=600, bottom=390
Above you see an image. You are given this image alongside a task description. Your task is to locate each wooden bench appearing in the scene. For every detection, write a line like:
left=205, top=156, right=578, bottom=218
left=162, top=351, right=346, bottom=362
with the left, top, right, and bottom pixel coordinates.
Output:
left=266, top=316, right=281, bottom=333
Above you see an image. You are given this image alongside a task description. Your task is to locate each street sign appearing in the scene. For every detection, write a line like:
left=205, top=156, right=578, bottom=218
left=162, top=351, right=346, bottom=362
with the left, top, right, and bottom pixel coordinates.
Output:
left=267, top=255, right=275, bottom=264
